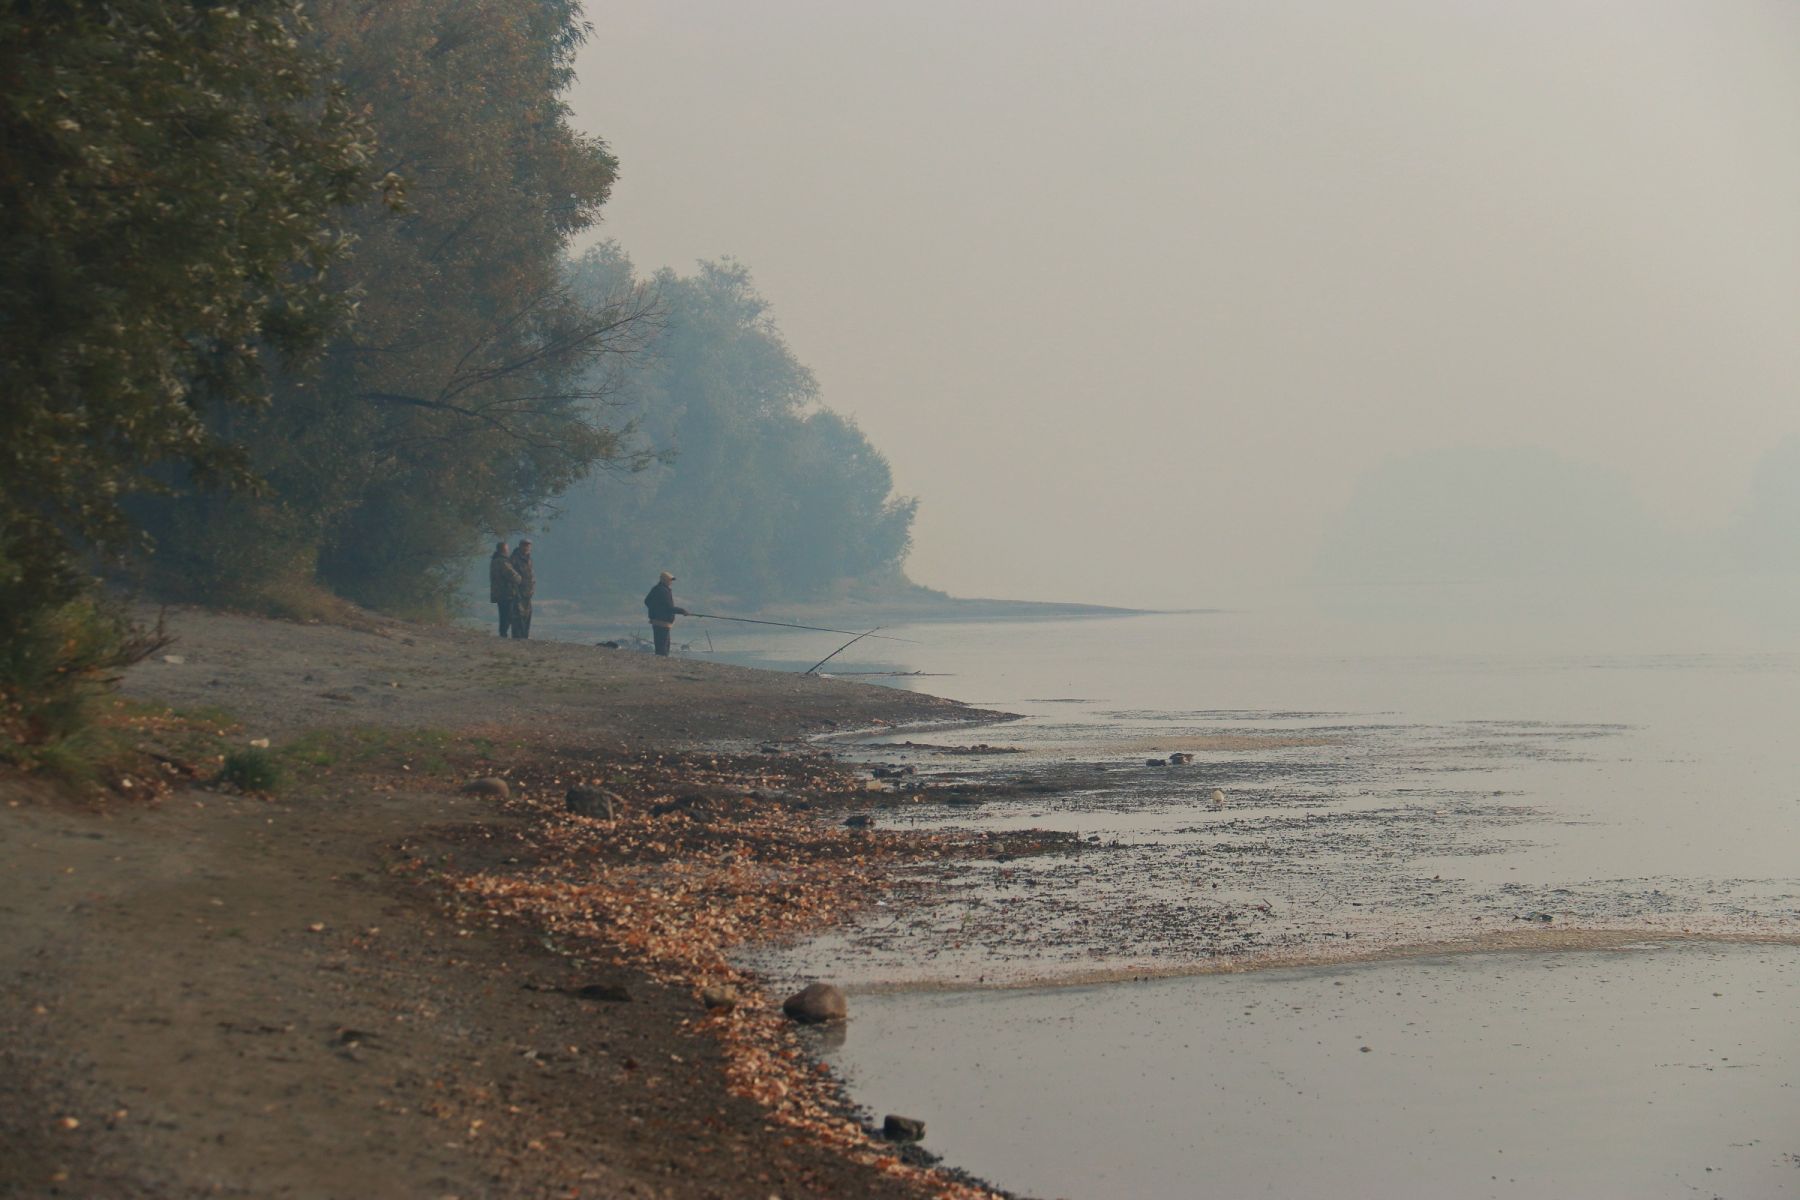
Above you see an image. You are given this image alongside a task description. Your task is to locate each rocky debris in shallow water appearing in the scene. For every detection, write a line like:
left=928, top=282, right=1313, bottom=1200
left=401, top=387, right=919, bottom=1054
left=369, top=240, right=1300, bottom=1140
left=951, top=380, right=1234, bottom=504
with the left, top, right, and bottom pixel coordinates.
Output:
left=1168, top=752, right=1194, bottom=765
left=461, top=776, right=510, bottom=799
left=844, top=814, right=874, bottom=830
left=782, top=982, right=847, bottom=1024
left=565, top=786, right=619, bottom=820
left=883, top=1114, right=926, bottom=1142
left=871, top=765, right=915, bottom=778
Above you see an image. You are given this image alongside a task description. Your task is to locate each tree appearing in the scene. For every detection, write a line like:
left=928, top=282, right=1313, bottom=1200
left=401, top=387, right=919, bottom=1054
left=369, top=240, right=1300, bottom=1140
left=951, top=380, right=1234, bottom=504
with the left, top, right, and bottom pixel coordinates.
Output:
left=129, top=0, right=643, bottom=615
left=534, top=248, right=917, bottom=607
left=1, top=0, right=373, bottom=606
left=0, top=0, right=374, bottom=754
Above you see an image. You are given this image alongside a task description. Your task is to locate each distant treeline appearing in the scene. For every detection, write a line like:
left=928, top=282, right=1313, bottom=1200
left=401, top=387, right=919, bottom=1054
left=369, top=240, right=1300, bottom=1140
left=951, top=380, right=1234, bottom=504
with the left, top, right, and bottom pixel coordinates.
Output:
left=529, top=246, right=916, bottom=608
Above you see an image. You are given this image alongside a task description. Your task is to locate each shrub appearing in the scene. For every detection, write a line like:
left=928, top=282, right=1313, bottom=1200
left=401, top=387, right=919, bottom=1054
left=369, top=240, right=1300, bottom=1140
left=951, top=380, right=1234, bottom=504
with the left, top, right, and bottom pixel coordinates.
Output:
left=219, top=748, right=283, bottom=794
left=0, top=582, right=167, bottom=773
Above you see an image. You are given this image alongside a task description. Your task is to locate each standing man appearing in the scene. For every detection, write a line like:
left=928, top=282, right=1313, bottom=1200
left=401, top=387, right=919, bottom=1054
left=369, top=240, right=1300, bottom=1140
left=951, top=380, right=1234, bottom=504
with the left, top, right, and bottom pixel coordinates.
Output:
left=488, top=541, right=520, bottom=637
left=643, top=570, right=687, bottom=657
left=509, top=539, right=535, bottom=639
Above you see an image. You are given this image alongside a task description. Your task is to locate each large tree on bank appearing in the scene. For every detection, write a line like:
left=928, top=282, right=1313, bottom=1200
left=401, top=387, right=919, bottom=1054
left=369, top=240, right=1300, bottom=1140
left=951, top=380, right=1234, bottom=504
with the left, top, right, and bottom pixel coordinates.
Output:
left=132, top=0, right=643, bottom=614
left=0, top=0, right=374, bottom=609
left=0, top=0, right=374, bottom=753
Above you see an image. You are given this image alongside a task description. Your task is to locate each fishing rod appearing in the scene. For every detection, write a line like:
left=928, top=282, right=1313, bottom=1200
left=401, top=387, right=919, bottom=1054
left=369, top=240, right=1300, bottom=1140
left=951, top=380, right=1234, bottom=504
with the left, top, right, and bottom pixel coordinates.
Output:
left=684, top=612, right=920, bottom=644
left=804, top=628, right=883, bottom=675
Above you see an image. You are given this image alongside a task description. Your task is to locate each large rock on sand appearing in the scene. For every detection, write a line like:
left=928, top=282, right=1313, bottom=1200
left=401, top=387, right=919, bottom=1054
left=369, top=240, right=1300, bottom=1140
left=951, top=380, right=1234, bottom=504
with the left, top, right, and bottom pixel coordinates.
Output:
left=461, top=777, right=510, bottom=799
left=782, top=982, right=847, bottom=1024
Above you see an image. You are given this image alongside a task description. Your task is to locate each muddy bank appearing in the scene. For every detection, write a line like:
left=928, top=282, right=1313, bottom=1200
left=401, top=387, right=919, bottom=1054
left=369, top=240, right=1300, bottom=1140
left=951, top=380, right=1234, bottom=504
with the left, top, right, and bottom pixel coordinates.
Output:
left=2, top=608, right=1022, bottom=1199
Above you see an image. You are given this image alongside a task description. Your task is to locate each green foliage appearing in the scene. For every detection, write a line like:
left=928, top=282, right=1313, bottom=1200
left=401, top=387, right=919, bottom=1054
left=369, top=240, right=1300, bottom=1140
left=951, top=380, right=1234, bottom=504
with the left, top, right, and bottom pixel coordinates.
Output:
left=0, top=0, right=375, bottom=607
left=133, top=0, right=644, bottom=615
left=0, top=582, right=166, bottom=768
left=534, top=247, right=917, bottom=606
left=1, top=1, right=374, bottom=760
left=219, top=747, right=283, bottom=793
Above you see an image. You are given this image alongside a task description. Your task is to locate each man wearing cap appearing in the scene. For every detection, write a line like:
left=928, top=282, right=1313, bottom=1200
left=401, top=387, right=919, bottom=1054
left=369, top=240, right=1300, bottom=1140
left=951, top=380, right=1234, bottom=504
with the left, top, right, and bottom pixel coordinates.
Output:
left=489, top=541, right=521, bottom=637
left=508, top=539, right=536, bottom=639
left=643, top=571, right=688, bottom=657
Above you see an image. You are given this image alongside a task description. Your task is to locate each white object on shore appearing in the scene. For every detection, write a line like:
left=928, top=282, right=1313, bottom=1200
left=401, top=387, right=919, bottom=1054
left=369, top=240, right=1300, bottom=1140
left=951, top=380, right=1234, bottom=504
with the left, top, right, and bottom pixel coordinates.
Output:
left=248, top=737, right=270, bottom=749
left=1210, top=788, right=1227, bottom=809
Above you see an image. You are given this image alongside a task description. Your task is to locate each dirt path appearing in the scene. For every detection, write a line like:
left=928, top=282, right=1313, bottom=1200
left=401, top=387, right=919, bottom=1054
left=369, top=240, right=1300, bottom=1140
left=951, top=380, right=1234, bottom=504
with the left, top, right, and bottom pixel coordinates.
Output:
left=1, top=609, right=1012, bottom=1199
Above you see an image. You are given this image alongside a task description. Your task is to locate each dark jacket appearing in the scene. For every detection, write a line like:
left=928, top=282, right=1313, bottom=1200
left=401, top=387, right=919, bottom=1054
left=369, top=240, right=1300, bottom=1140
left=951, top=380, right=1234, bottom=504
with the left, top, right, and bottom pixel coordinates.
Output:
left=644, top=581, right=685, bottom=624
left=509, top=548, right=535, bottom=600
left=489, top=551, right=520, bottom=603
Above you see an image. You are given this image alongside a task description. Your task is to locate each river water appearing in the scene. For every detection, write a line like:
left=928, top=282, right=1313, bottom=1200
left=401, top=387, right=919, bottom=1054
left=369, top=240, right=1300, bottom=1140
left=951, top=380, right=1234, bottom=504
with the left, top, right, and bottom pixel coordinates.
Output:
left=555, top=580, right=1800, bottom=1196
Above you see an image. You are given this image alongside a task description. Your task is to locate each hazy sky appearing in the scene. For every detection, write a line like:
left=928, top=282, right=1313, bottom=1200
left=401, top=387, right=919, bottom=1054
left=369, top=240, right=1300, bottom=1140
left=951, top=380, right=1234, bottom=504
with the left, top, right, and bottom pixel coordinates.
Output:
left=566, top=1, right=1800, bottom=606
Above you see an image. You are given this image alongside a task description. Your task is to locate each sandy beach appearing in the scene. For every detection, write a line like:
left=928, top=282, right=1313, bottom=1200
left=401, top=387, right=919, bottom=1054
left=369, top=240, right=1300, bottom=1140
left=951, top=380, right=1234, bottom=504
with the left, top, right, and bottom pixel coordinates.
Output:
left=0, top=608, right=1019, bottom=1199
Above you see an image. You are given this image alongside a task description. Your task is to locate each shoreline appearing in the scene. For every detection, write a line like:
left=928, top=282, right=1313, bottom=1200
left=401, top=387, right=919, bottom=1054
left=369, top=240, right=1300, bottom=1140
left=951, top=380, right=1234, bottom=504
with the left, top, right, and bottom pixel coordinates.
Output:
left=12, top=606, right=1792, bottom=1197
left=2, top=607, right=1022, bottom=1200
left=829, top=928, right=1800, bottom=996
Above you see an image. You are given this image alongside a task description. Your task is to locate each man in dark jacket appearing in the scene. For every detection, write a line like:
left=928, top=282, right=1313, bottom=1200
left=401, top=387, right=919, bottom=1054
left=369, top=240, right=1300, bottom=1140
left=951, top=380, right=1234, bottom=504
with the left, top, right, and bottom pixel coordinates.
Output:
left=509, top=539, right=535, bottom=639
left=488, top=542, right=520, bottom=637
left=643, top=570, right=687, bottom=657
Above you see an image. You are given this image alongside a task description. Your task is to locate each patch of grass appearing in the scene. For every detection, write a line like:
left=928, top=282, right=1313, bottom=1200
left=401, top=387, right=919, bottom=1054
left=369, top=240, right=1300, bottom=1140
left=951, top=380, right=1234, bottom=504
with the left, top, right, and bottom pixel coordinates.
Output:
left=275, top=725, right=459, bottom=774
left=220, top=573, right=385, bottom=632
left=220, top=747, right=283, bottom=793
left=413, top=752, right=451, bottom=775
left=20, top=726, right=118, bottom=787
left=280, top=730, right=342, bottom=768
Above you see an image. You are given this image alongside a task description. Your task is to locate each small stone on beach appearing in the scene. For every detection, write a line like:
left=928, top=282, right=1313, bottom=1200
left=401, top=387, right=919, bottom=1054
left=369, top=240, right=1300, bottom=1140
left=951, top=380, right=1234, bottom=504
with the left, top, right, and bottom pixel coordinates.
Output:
left=461, top=777, right=510, bottom=799
left=882, top=1114, right=926, bottom=1142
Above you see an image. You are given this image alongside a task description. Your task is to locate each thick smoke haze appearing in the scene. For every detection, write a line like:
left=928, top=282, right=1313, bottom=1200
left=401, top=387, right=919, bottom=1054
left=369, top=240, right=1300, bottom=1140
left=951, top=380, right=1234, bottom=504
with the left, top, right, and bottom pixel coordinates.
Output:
left=567, top=1, right=1800, bottom=607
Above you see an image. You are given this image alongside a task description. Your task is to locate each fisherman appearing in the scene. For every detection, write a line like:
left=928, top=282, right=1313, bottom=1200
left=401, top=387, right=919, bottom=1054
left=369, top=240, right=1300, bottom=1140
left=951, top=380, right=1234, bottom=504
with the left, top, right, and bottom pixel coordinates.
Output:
left=509, top=539, right=536, bottom=639
left=643, top=570, right=688, bottom=657
left=488, top=541, right=520, bottom=637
